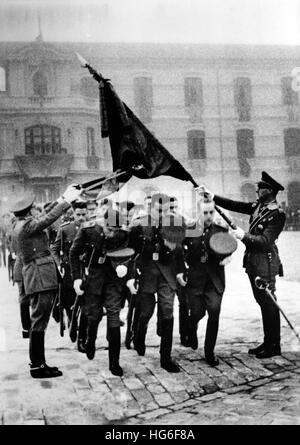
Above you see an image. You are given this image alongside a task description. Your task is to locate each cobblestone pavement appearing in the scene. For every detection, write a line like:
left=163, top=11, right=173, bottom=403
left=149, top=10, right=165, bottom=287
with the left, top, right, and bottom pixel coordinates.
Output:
left=0, top=232, right=299, bottom=425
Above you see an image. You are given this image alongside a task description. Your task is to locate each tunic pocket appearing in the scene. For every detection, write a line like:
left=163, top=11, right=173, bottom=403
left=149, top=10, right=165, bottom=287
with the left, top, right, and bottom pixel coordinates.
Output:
left=35, top=256, right=58, bottom=290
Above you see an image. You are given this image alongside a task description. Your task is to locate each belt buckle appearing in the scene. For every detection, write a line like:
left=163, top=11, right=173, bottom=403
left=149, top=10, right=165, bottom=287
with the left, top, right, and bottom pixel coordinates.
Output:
left=98, top=256, right=105, bottom=264
left=152, top=252, right=159, bottom=261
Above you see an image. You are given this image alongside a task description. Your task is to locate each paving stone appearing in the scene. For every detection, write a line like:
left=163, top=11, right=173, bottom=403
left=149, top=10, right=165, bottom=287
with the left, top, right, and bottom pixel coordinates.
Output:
left=198, top=391, right=226, bottom=402
left=23, top=419, right=45, bottom=425
left=146, top=383, right=166, bottom=394
left=3, top=409, right=24, bottom=425
left=131, top=388, right=155, bottom=405
left=153, top=392, right=174, bottom=407
left=235, top=353, right=274, bottom=377
left=124, top=399, right=141, bottom=417
left=123, top=376, right=145, bottom=391
left=248, top=378, right=273, bottom=387
left=138, top=408, right=172, bottom=420
left=3, top=373, right=19, bottom=381
left=223, top=385, right=252, bottom=394
left=171, top=391, right=190, bottom=404
left=224, top=357, right=259, bottom=382
left=23, top=406, right=44, bottom=419
left=203, top=382, right=219, bottom=394
left=136, top=371, right=158, bottom=386
left=170, top=399, right=200, bottom=412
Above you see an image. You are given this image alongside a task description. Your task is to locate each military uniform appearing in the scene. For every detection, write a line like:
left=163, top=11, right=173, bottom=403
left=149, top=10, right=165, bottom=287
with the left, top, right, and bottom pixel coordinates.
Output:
left=214, top=173, right=286, bottom=357
left=129, top=213, right=185, bottom=372
left=70, top=219, right=133, bottom=376
left=52, top=220, right=82, bottom=323
left=8, top=218, right=31, bottom=337
left=13, top=194, right=71, bottom=378
left=177, top=222, right=229, bottom=364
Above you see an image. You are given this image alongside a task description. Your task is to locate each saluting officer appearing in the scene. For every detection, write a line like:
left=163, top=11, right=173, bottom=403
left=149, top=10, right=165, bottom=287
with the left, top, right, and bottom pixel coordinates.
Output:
left=127, top=193, right=186, bottom=373
left=176, top=198, right=236, bottom=366
left=51, top=200, right=87, bottom=342
left=11, top=184, right=82, bottom=378
left=8, top=215, right=30, bottom=338
left=203, top=171, right=286, bottom=359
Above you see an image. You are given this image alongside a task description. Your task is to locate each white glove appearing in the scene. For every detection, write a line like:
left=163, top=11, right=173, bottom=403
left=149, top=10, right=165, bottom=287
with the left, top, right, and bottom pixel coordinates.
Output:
left=73, top=278, right=84, bottom=296
left=219, top=255, right=232, bottom=266
left=195, top=185, right=214, bottom=200
left=12, top=252, right=17, bottom=260
left=126, top=278, right=138, bottom=295
left=232, top=227, right=245, bottom=240
left=63, top=184, right=82, bottom=204
left=116, top=264, right=128, bottom=278
left=176, top=273, right=187, bottom=287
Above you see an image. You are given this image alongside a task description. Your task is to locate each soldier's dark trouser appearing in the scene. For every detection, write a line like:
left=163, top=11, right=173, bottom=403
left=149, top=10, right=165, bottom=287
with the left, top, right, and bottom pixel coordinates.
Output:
left=177, top=285, right=189, bottom=343
left=135, top=280, right=175, bottom=358
left=104, top=281, right=124, bottom=373
left=187, top=281, right=223, bottom=357
left=62, top=282, right=77, bottom=324
left=249, top=275, right=280, bottom=347
left=83, top=293, right=104, bottom=359
left=17, top=281, right=31, bottom=333
left=29, top=290, right=56, bottom=366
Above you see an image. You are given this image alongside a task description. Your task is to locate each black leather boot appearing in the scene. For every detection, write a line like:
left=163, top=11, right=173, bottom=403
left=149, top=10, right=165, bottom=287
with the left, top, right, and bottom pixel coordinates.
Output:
left=205, top=354, right=219, bottom=367
left=29, top=331, right=62, bottom=378
left=248, top=343, right=265, bottom=355
left=134, top=317, right=148, bottom=356
left=77, top=312, right=87, bottom=353
left=256, top=343, right=281, bottom=359
left=160, top=318, right=180, bottom=373
left=108, top=327, right=123, bottom=377
left=85, top=325, right=97, bottom=360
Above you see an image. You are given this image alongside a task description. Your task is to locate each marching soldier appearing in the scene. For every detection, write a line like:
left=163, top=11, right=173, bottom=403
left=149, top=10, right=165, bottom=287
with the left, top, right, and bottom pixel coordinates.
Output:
left=51, top=201, right=88, bottom=334
left=127, top=193, right=186, bottom=373
left=176, top=198, right=236, bottom=366
left=202, top=171, right=286, bottom=359
left=69, top=209, right=134, bottom=376
left=11, top=184, right=82, bottom=378
left=86, top=198, right=98, bottom=220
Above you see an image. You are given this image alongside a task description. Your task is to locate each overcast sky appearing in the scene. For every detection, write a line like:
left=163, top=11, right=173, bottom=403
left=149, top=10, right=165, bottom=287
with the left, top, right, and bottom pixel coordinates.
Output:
left=1, top=0, right=300, bottom=45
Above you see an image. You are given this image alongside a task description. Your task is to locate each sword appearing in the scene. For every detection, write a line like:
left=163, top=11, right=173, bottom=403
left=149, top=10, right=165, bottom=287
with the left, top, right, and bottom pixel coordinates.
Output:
left=255, top=276, right=300, bottom=344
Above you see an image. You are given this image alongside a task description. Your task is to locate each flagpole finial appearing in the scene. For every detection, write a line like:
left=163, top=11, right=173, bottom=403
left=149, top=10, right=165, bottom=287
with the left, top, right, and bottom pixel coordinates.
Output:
left=76, top=52, right=89, bottom=68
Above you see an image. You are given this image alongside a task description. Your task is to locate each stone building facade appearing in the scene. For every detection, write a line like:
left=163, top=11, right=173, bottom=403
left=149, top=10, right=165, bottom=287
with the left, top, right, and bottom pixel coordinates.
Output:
left=0, top=37, right=300, bottom=213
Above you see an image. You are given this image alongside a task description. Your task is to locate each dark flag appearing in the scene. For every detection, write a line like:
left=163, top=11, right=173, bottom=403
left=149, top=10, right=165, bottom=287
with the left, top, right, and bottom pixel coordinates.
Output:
left=99, top=79, right=197, bottom=184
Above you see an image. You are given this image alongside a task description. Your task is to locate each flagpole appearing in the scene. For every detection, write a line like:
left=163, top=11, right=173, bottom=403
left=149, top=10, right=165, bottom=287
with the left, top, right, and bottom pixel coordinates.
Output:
left=81, top=170, right=127, bottom=192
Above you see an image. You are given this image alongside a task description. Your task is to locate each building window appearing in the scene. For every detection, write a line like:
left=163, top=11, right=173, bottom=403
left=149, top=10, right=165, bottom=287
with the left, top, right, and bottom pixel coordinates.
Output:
left=33, top=71, right=48, bottom=97
left=0, top=66, right=6, bottom=92
left=281, top=77, right=298, bottom=106
left=284, top=127, right=300, bottom=156
left=234, top=77, right=252, bottom=121
left=80, top=76, right=98, bottom=98
left=237, top=129, right=254, bottom=177
left=87, top=127, right=95, bottom=156
left=134, top=77, right=153, bottom=123
left=25, top=125, right=62, bottom=155
left=184, top=77, right=203, bottom=108
left=187, top=130, right=206, bottom=159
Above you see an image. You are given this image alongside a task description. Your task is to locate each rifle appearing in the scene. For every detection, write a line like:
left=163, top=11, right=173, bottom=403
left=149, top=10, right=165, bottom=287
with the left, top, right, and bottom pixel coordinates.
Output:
left=125, top=236, right=145, bottom=350
left=69, top=247, right=95, bottom=343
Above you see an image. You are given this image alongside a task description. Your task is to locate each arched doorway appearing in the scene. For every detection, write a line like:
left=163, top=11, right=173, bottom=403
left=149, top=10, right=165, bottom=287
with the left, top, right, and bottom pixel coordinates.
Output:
left=241, top=182, right=256, bottom=202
